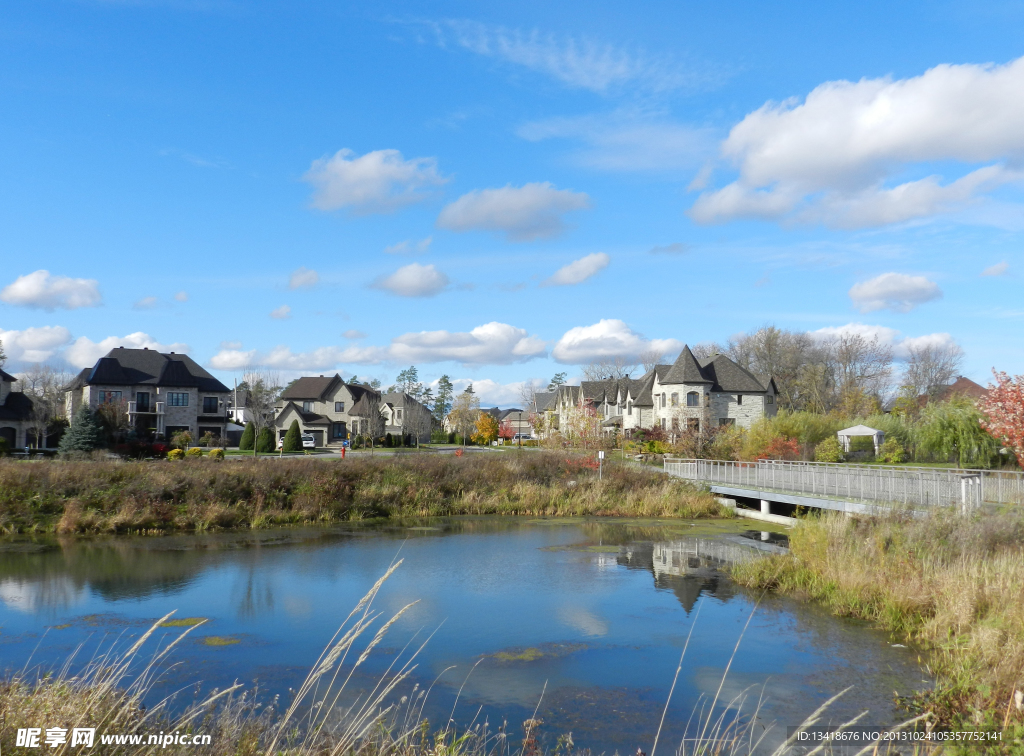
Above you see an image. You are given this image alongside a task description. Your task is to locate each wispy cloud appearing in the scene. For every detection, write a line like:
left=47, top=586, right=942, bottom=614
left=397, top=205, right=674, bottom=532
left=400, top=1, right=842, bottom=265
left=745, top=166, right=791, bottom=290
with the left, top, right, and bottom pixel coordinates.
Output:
left=848, top=273, right=942, bottom=313
left=384, top=237, right=433, bottom=254
left=437, top=182, right=590, bottom=241
left=981, top=261, right=1009, bottom=276
left=371, top=263, right=449, bottom=297
left=542, top=253, right=610, bottom=286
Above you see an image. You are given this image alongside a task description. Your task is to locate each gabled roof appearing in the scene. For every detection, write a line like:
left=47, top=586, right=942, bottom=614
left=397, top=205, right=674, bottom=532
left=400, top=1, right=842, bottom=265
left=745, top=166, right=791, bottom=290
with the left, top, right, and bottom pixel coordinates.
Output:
left=0, top=368, right=16, bottom=382
left=663, top=346, right=712, bottom=385
left=280, top=374, right=341, bottom=401
left=918, top=376, right=989, bottom=406
left=76, top=348, right=230, bottom=392
left=349, top=388, right=383, bottom=418
left=278, top=401, right=329, bottom=425
left=0, top=391, right=33, bottom=421
left=697, top=355, right=768, bottom=393
left=533, top=392, right=556, bottom=412
left=631, top=372, right=657, bottom=407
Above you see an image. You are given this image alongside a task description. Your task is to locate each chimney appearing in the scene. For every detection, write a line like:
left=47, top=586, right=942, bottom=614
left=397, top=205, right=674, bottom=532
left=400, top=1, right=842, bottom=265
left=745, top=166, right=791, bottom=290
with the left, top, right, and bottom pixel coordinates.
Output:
left=170, top=352, right=175, bottom=354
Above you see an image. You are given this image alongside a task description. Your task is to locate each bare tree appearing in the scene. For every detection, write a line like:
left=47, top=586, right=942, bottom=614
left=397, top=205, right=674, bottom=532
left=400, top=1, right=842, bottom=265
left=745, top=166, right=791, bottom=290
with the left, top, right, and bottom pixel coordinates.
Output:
left=242, top=367, right=282, bottom=456
left=829, top=332, right=893, bottom=405
left=902, top=341, right=965, bottom=397
left=449, top=388, right=480, bottom=445
left=582, top=356, right=637, bottom=381
left=16, top=364, right=74, bottom=448
left=639, top=348, right=667, bottom=373
left=689, top=342, right=723, bottom=361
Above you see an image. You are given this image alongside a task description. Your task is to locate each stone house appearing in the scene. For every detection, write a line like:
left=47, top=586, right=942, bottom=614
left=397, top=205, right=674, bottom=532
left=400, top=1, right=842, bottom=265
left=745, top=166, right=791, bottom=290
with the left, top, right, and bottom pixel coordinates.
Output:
left=380, top=392, right=433, bottom=444
left=274, top=374, right=382, bottom=448
left=0, top=368, right=34, bottom=449
left=64, top=347, right=231, bottom=441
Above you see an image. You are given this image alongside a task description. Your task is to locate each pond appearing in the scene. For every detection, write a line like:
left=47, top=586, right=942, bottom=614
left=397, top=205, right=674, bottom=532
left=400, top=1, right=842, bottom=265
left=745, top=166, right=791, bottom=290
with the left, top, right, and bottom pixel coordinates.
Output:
left=0, top=517, right=930, bottom=754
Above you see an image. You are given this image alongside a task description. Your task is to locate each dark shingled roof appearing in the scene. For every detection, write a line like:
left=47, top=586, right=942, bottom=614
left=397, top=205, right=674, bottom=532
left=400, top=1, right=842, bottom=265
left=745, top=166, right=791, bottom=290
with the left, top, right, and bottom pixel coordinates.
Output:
left=80, top=348, right=229, bottom=392
left=280, top=375, right=341, bottom=400
left=663, top=346, right=712, bottom=385
left=697, top=355, right=768, bottom=393
left=0, top=368, right=16, bottom=382
left=0, top=391, right=33, bottom=421
left=533, top=392, right=556, bottom=412
left=280, top=401, right=329, bottom=425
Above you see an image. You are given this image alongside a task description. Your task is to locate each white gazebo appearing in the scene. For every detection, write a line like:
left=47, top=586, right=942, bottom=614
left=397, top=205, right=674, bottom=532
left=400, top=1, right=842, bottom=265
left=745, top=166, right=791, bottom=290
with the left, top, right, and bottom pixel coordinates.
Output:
left=837, top=424, right=885, bottom=455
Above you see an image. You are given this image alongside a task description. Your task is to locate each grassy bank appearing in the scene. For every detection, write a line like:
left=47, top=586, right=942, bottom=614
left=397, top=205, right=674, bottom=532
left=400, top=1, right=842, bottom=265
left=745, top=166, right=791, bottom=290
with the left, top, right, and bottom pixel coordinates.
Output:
left=731, top=510, right=1024, bottom=740
left=0, top=453, right=723, bottom=535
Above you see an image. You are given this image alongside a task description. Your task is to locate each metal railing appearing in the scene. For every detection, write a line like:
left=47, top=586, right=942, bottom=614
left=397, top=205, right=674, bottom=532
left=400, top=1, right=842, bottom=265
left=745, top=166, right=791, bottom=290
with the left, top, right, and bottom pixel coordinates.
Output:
left=664, top=458, right=1024, bottom=509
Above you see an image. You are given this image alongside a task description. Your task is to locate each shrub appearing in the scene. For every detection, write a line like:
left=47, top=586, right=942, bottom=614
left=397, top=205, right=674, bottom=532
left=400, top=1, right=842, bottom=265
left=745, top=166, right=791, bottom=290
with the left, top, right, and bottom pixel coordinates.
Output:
left=207, top=448, right=224, bottom=460
left=58, top=408, right=105, bottom=455
left=0, top=438, right=8, bottom=457
left=185, top=447, right=203, bottom=458
left=431, top=430, right=447, bottom=444
left=447, top=432, right=456, bottom=444
left=167, top=448, right=184, bottom=460
left=877, top=438, right=906, bottom=464
left=282, top=420, right=302, bottom=453
left=171, top=430, right=193, bottom=450
left=916, top=396, right=999, bottom=467
left=239, top=422, right=255, bottom=451
left=255, top=428, right=275, bottom=454
left=384, top=433, right=393, bottom=448
left=814, top=436, right=844, bottom=463
left=757, top=436, right=800, bottom=461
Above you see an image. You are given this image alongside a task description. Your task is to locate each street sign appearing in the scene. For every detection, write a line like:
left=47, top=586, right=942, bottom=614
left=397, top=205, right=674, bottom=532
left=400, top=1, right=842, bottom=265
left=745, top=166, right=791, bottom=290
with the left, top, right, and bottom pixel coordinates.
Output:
left=598, top=451, right=605, bottom=459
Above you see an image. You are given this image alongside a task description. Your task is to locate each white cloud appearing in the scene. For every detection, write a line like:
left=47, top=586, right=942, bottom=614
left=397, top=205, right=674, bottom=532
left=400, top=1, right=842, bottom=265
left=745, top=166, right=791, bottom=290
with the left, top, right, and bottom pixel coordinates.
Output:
left=812, top=323, right=958, bottom=360
left=542, top=252, right=610, bottom=286
left=848, top=273, right=942, bottom=313
left=371, top=263, right=449, bottom=297
left=0, top=326, right=73, bottom=363
left=551, top=319, right=682, bottom=365
left=270, top=305, right=291, bottom=319
left=518, top=112, right=713, bottom=171
left=342, top=330, right=366, bottom=339
left=982, top=261, right=1009, bottom=276
left=209, top=344, right=386, bottom=372
left=691, top=56, right=1024, bottom=227
left=425, top=20, right=691, bottom=94
left=65, top=333, right=190, bottom=369
left=208, top=349, right=257, bottom=371
left=441, top=377, right=537, bottom=407
left=1, top=270, right=102, bottom=311
left=649, top=243, right=690, bottom=255
left=437, top=182, right=591, bottom=241
left=289, top=267, right=319, bottom=289
left=384, top=237, right=432, bottom=255
left=303, top=148, right=447, bottom=214
left=133, top=296, right=159, bottom=310
left=219, top=340, right=243, bottom=350
left=174, top=291, right=189, bottom=302
left=390, top=322, right=546, bottom=365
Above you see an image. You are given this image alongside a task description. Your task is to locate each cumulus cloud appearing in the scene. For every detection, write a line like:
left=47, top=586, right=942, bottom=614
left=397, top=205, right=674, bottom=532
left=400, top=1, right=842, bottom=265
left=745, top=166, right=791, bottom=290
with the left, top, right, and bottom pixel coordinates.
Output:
left=303, top=148, right=447, bottom=214
left=649, top=243, right=690, bottom=255
left=690, top=56, right=1024, bottom=227
left=437, top=183, right=591, bottom=242
left=542, top=253, right=610, bottom=286
left=439, top=377, right=541, bottom=407
left=390, top=322, right=546, bottom=365
left=270, top=305, right=291, bottom=319
left=133, top=296, right=159, bottom=310
left=812, top=323, right=959, bottom=360
left=848, top=273, right=942, bottom=313
left=518, top=112, right=713, bottom=171
left=384, top=237, right=432, bottom=255
left=1, top=270, right=102, bottom=311
left=982, top=261, right=1009, bottom=276
left=371, top=263, right=449, bottom=297
left=174, top=291, right=189, bottom=302
left=423, top=20, right=692, bottom=94
left=0, top=326, right=73, bottom=363
left=289, top=267, right=319, bottom=289
left=65, top=333, right=190, bottom=369
left=551, top=319, right=682, bottom=365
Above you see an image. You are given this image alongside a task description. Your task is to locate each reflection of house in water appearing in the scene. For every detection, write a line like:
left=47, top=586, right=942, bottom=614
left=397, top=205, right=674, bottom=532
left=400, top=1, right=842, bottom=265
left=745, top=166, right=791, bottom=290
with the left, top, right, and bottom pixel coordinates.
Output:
left=617, top=535, right=787, bottom=613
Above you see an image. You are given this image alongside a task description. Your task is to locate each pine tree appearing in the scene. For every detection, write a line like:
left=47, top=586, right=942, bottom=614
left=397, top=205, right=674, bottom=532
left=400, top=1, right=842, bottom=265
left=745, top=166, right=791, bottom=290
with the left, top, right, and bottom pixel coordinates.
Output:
left=256, top=427, right=275, bottom=453
left=239, top=422, right=255, bottom=451
left=58, top=408, right=105, bottom=454
left=282, top=420, right=301, bottom=452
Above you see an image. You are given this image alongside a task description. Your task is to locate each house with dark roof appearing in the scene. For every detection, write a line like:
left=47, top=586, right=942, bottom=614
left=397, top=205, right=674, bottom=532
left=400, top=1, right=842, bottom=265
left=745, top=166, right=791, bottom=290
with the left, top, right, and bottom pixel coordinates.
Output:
left=64, top=347, right=231, bottom=441
left=552, top=345, right=778, bottom=438
left=0, top=368, right=34, bottom=449
left=380, top=392, right=433, bottom=444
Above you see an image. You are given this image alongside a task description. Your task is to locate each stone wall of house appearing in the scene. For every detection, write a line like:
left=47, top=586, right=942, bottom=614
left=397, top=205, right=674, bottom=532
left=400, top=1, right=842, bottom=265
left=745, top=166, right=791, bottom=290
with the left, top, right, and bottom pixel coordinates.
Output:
left=711, top=393, right=767, bottom=429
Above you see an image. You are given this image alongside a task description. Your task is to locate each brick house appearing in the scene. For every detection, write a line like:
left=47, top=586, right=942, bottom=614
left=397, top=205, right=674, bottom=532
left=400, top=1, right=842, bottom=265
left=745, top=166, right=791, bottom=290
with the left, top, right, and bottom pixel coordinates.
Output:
left=64, top=347, right=231, bottom=441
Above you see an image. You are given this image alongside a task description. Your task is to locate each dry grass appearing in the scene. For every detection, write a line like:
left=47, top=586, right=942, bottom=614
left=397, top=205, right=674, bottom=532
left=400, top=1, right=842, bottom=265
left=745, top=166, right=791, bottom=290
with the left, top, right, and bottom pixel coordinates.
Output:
left=731, top=508, right=1024, bottom=737
left=0, top=453, right=723, bottom=535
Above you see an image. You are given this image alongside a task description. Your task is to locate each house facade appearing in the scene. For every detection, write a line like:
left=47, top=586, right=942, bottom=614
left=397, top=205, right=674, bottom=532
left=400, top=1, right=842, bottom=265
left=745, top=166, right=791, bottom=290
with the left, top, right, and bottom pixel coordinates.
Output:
left=64, top=347, right=231, bottom=441
left=274, top=375, right=382, bottom=447
left=380, top=392, right=433, bottom=444
left=550, top=345, right=777, bottom=439
left=0, top=369, right=34, bottom=449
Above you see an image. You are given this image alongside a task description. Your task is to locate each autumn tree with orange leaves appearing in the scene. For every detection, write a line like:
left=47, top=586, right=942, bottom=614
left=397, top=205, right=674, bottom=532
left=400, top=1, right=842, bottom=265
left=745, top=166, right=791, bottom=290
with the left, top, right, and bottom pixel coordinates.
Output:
left=980, top=370, right=1024, bottom=467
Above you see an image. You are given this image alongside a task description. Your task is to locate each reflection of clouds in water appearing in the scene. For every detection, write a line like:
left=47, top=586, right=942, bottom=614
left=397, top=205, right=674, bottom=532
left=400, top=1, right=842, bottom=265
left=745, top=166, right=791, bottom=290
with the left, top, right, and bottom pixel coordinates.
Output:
left=557, top=605, right=608, bottom=637
left=0, top=577, right=84, bottom=614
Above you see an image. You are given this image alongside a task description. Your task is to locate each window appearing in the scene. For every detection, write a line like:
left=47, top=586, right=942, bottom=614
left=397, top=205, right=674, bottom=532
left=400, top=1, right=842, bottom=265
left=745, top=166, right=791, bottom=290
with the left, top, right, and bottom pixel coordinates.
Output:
left=203, top=396, right=219, bottom=414
left=168, top=392, right=188, bottom=407
left=660, top=418, right=666, bottom=430
left=736, top=394, right=743, bottom=406
left=303, top=401, right=314, bottom=413
left=661, top=393, right=666, bottom=408
left=332, top=422, right=346, bottom=439
left=396, top=409, right=403, bottom=423
left=670, top=393, right=678, bottom=407
left=98, top=390, right=122, bottom=404
left=335, top=401, right=345, bottom=412
left=627, top=402, right=632, bottom=416
left=136, top=392, right=150, bottom=412
left=767, top=395, right=775, bottom=405
left=719, top=418, right=736, bottom=427
left=686, top=391, right=699, bottom=407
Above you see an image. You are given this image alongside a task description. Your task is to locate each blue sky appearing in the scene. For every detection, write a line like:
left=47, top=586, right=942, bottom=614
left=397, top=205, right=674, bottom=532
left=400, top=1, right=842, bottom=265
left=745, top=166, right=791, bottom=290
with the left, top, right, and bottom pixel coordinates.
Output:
left=1, top=0, right=1022, bottom=404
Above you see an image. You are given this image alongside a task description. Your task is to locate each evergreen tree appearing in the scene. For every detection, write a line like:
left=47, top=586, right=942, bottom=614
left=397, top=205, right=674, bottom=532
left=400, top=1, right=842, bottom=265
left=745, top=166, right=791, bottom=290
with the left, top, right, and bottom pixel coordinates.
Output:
left=58, top=408, right=105, bottom=454
left=433, top=375, right=454, bottom=424
left=547, top=372, right=567, bottom=391
left=282, top=420, right=302, bottom=452
left=256, top=427, right=276, bottom=453
left=239, top=422, right=255, bottom=451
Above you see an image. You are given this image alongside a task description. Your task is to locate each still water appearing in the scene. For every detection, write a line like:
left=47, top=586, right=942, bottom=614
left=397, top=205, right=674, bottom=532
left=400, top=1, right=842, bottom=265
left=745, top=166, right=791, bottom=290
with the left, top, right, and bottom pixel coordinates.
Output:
left=0, top=518, right=929, bottom=753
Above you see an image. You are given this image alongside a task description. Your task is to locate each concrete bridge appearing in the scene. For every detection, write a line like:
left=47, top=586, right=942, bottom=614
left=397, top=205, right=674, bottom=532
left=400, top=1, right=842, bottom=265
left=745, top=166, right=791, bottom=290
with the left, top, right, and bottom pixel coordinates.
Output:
left=664, top=458, right=1024, bottom=516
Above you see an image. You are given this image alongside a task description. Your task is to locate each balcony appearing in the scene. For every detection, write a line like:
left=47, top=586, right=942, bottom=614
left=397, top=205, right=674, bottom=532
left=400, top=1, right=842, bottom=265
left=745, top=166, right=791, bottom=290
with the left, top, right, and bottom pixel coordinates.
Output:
left=128, top=401, right=164, bottom=415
